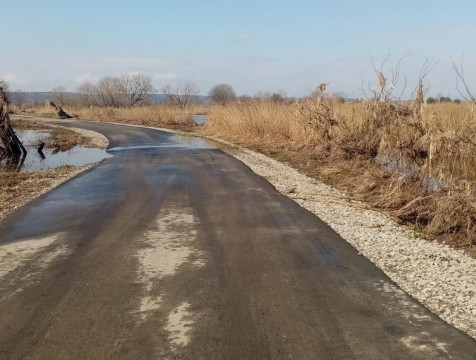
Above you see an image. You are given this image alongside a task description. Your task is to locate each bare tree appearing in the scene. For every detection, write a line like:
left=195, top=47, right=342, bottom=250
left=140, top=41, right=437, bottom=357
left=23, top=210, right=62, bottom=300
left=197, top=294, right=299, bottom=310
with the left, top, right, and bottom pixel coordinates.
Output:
left=77, top=82, right=98, bottom=106
left=0, top=87, right=26, bottom=161
left=270, top=91, right=287, bottom=103
left=162, top=82, right=198, bottom=109
left=238, top=94, right=253, bottom=103
left=8, top=90, right=26, bottom=110
left=96, top=77, right=127, bottom=107
left=52, top=86, right=67, bottom=107
left=209, top=83, right=236, bottom=105
left=122, top=73, right=153, bottom=106
left=451, top=56, right=476, bottom=104
left=253, top=91, right=272, bottom=102
left=77, top=73, right=154, bottom=108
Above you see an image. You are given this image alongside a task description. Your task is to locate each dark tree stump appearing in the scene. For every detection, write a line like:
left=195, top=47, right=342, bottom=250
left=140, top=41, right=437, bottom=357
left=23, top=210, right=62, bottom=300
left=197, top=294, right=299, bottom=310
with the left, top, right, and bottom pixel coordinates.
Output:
left=0, top=87, right=27, bottom=160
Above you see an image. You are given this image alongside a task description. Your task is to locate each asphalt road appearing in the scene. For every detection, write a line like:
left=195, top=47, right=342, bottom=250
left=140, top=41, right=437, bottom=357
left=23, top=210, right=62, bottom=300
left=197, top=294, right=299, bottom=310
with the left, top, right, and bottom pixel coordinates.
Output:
left=1, top=121, right=476, bottom=359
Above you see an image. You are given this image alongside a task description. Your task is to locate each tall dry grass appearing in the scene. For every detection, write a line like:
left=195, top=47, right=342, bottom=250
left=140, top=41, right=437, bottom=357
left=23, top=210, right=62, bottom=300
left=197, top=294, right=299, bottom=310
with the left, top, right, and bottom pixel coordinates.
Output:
left=19, top=103, right=197, bottom=128
left=201, top=98, right=476, bottom=254
left=203, top=102, right=319, bottom=149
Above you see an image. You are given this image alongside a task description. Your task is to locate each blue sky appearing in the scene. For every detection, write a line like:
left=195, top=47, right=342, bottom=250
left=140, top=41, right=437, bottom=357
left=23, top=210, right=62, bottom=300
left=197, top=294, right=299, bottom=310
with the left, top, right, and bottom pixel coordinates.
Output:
left=1, top=0, right=475, bottom=98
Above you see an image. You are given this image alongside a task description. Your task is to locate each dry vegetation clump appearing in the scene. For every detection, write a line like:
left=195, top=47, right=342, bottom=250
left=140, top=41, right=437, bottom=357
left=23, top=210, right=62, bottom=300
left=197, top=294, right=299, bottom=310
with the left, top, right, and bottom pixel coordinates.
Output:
left=201, top=84, right=476, bottom=256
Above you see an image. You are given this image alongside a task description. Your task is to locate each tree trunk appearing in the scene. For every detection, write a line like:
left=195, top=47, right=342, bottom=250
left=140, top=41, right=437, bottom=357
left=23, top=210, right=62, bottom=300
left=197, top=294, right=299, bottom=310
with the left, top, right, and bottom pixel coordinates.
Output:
left=0, top=87, right=27, bottom=160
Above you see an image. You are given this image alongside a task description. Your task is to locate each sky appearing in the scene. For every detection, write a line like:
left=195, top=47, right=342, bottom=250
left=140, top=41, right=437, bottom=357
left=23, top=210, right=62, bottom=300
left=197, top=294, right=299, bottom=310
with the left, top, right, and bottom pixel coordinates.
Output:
left=1, top=0, right=476, bottom=99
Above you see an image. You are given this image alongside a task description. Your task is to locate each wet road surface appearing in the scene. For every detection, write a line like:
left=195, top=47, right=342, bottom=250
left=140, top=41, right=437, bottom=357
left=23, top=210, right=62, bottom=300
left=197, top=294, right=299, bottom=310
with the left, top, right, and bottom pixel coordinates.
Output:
left=1, top=121, right=476, bottom=359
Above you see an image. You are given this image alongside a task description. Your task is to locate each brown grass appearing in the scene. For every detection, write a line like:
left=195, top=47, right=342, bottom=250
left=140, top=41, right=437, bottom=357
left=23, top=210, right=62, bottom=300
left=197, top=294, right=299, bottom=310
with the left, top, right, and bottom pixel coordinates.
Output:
left=17, top=103, right=197, bottom=129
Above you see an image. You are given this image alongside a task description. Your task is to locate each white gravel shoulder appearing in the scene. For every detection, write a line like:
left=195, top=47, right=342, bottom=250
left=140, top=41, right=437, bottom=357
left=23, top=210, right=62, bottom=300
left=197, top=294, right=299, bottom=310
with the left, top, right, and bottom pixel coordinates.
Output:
left=226, top=146, right=476, bottom=340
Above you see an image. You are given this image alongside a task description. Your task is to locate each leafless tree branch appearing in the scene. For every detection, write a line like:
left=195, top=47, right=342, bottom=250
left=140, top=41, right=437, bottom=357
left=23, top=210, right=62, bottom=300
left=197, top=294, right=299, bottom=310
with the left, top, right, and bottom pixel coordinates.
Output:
left=451, top=56, right=476, bottom=104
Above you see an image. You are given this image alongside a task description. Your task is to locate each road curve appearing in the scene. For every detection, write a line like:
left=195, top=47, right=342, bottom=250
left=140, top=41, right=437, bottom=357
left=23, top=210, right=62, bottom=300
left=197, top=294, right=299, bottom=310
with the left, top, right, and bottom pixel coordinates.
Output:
left=0, top=120, right=475, bottom=359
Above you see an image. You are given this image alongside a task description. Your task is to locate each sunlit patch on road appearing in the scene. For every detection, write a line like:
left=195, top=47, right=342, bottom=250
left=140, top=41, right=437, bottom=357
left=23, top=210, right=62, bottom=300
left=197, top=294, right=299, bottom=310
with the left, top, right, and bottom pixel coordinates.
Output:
left=134, top=206, right=205, bottom=324
left=165, top=302, right=193, bottom=347
left=0, top=233, right=69, bottom=300
left=0, top=233, right=66, bottom=280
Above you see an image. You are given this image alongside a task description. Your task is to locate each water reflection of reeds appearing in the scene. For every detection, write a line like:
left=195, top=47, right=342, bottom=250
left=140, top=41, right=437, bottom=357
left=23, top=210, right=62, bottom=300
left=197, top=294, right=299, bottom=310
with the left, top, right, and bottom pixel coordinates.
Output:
left=377, top=152, right=476, bottom=193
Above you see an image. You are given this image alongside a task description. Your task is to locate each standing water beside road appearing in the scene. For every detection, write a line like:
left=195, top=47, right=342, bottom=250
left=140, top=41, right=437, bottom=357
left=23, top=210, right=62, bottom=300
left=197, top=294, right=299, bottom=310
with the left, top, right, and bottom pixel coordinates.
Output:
left=1, top=126, right=111, bottom=172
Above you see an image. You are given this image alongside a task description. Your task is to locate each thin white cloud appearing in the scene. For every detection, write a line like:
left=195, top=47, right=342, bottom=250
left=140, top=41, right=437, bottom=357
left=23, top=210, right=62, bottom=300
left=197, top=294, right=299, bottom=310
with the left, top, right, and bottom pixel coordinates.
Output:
left=102, top=57, right=169, bottom=69
left=1, top=72, right=29, bottom=87
left=75, top=73, right=100, bottom=85
left=2, top=72, right=18, bottom=82
left=154, top=73, right=178, bottom=80
left=232, top=33, right=251, bottom=42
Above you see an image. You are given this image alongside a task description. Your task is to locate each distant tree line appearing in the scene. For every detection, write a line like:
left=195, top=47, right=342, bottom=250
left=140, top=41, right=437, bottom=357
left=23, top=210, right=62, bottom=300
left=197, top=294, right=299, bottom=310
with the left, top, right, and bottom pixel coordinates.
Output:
left=426, top=96, right=461, bottom=104
left=9, top=75, right=468, bottom=109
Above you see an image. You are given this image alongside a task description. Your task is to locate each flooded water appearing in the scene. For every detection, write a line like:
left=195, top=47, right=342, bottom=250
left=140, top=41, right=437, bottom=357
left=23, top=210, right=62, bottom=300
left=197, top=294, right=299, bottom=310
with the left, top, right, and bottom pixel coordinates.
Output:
left=193, top=115, right=207, bottom=125
left=108, top=134, right=212, bottom=153
left=170, top=134, right=211, bottom=148
left=19, top=147, right=112, bottom=172
left=377, top=154, right=420, bottom=179
left=377, top=153, right=449, bottom=192
left=3, top=129, right=112, bottom=172
left=16, top=129, right=52, bottom=145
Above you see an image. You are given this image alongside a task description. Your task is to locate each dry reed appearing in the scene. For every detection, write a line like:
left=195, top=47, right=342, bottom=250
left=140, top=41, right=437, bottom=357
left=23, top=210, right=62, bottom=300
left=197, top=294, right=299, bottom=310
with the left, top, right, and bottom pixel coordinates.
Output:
left=19, top=103, right=196, bottom=128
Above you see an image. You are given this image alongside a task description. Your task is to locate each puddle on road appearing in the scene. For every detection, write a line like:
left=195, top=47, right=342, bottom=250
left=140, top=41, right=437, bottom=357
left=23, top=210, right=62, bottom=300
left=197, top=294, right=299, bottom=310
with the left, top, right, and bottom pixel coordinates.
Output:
left=170, top=134, right=211, bottom=148
left=2, top=129, right=111, bottom=172
left=108, top=134, right=212, bottom=153
left=0, top=233, right=69, bottom=291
